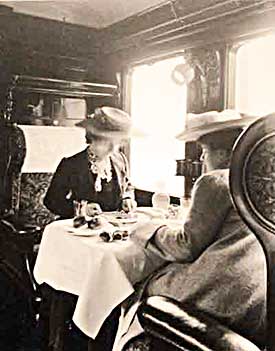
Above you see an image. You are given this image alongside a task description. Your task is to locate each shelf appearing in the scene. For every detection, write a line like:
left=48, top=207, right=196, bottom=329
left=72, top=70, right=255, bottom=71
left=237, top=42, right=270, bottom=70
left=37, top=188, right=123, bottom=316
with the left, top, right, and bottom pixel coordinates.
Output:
left=13, top=74, right=118, bottom=98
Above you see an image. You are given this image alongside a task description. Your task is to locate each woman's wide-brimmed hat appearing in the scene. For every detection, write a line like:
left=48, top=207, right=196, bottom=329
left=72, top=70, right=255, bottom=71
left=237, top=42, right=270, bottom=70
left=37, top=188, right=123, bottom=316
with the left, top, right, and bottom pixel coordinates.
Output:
left=76, top=106, right=135, bottom=140
left=176, top=109, right=259, bottom=142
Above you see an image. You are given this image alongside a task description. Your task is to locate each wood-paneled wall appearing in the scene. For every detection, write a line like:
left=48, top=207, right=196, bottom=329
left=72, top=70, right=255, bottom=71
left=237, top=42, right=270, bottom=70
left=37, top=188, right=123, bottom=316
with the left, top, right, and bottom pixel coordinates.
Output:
left=1, top=1, right=275, bottom=93
left=0, top=5, right=100, bottom=82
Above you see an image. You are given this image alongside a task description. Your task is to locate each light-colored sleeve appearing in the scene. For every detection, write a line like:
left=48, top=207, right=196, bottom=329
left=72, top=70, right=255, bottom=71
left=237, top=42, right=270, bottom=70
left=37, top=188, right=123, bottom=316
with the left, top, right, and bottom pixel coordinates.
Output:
left=131, top=220, right=167, bottom=247
left=150, top=173, right=232, bottom=262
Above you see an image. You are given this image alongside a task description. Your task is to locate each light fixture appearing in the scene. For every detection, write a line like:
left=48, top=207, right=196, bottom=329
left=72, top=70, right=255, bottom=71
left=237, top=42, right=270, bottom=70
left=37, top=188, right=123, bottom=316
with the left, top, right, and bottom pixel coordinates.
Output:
left=171, top=63, right=195, bottom=85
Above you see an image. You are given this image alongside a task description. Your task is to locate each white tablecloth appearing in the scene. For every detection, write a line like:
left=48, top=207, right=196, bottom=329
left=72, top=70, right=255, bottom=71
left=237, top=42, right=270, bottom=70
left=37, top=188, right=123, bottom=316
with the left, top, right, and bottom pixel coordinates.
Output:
left=33, top=217, right=162, bottom=339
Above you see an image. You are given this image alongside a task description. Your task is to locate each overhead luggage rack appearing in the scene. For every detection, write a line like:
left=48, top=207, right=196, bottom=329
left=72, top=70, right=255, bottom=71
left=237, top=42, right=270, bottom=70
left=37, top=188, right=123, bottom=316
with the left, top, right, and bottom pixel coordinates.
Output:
left=12, top=75, right=118, bottom=98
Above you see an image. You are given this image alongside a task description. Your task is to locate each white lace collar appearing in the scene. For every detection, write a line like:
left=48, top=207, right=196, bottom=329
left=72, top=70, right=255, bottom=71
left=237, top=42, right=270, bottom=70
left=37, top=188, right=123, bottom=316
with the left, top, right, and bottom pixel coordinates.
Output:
left=87, top=149, right=112, bottom=192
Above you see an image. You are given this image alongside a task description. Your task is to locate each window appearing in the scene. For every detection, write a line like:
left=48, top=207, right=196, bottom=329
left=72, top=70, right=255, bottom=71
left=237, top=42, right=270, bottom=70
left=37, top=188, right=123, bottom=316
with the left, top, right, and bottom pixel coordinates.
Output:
left=235, top=33, right=275, bottom=115
left=129, top=56, right=187, bottom=196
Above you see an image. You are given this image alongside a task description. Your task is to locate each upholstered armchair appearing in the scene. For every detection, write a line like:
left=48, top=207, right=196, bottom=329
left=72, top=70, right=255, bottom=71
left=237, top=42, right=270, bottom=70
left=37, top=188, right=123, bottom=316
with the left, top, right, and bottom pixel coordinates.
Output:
left=125, top=114, right=275, bottom=351
left=0, top=119, right=43, bottom=321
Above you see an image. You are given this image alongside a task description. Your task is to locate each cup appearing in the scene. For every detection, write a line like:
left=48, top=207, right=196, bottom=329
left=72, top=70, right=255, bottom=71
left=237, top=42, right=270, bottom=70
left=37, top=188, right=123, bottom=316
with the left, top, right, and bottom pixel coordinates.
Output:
left=73, top=200, right=81, bottom=217
left=167, top=204, right=182, bottom=219
left=73, top=200, right=88, bottom=217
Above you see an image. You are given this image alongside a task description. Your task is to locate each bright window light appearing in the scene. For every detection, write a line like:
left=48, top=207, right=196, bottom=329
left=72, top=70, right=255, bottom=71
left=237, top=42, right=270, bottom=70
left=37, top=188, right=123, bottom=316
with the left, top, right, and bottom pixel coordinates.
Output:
left=130, top=56, right=187, bottom=196
left=236, top=33, right=275, bottom=116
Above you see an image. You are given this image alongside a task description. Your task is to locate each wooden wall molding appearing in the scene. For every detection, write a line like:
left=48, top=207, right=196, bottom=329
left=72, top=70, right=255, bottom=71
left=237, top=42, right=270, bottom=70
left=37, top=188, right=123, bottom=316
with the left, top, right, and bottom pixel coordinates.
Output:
left=100, top=0, right=275, bottom=56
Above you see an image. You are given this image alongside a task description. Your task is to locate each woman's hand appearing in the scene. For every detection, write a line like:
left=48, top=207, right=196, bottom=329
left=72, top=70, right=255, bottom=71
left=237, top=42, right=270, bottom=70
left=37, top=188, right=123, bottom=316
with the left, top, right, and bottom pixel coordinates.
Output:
left=121, top=198, right=137, bottom=213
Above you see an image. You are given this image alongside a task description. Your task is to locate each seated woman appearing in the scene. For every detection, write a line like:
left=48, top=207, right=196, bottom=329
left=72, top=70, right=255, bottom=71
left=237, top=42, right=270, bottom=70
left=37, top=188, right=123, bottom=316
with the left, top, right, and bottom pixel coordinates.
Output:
left=43, top=107, right=136, bottom=351
left=115, top=110, right=266, bottom=351
left=44, top=106, right=136, bottom=218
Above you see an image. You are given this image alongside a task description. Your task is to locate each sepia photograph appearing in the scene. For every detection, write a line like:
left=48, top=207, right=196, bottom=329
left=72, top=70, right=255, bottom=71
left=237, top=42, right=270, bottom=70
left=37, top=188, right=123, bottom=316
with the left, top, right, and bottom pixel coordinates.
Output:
left=0, top=1, right=274, bottom=351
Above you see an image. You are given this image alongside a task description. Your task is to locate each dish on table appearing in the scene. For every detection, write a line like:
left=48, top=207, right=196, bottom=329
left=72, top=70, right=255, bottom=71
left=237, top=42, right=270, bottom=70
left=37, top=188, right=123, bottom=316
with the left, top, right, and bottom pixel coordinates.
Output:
left=66, top=210, right=150, bottom=237
left=65, top=215, right=113, bottom=236
left=103, top=211, right=139, bottom=225
left=67, top=222, right=130, bottom=241
left=66, top=220, right=115, bottom=237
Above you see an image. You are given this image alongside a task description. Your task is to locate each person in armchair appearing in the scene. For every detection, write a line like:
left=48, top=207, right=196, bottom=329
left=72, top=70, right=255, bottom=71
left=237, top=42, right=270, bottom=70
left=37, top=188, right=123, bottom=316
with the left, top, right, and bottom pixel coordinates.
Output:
left=115, top=110, right=266, bottom=351
left=44, top=106, right=136, bottom=218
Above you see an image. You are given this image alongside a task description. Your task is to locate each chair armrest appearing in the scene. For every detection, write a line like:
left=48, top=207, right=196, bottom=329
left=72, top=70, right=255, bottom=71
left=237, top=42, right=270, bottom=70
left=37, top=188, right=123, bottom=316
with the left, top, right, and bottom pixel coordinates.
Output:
left=138, top=296, right=261, bottom=351
left=0, top=219, right=41, bottom=252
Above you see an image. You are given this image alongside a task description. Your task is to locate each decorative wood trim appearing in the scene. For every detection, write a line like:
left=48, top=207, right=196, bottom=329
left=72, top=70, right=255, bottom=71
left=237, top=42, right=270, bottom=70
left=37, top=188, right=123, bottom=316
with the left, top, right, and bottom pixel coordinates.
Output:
left=12, top=75, right=117, bottom=98
left=101, top=0, right=275, bottom=56
left=224, top=43, right=240, bottom=109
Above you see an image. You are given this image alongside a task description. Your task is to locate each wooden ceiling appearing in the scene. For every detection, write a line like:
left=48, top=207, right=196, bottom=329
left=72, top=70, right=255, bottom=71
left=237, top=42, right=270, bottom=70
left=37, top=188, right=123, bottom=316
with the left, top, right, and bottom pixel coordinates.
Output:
left=0, top=0, right=166, bottom=29
left=100, top=0, right=275, bottom=54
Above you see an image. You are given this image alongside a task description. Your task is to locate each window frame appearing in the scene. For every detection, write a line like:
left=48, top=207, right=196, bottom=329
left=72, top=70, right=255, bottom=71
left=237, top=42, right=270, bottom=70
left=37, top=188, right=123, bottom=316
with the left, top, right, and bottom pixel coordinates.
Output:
left=226, top=30, right=275, bottom=110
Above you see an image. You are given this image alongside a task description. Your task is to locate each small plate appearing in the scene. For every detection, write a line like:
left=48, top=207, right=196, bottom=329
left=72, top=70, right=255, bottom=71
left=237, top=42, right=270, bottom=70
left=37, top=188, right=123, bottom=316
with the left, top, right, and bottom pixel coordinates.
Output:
left=66, top=222, right=114, bottom=237
left=110, top=216, right=138, bottom=225
left=103, top=212, right=140, bottom=225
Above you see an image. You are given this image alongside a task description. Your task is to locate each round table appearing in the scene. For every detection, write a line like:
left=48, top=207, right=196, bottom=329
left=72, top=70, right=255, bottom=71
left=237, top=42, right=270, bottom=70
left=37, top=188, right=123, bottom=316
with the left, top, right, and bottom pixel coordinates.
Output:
left=33, top=211, right=168, bottom=339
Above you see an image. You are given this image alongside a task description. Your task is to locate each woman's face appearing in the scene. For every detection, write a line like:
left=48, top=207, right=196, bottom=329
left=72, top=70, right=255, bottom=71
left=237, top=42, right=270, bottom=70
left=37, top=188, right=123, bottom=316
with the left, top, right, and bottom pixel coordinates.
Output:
left=86, top=133, right=115, bottom=160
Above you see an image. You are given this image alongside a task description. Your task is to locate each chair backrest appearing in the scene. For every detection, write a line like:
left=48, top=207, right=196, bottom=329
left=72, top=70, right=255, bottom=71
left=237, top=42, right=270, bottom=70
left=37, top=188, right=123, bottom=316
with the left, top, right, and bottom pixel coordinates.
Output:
left=19, top=172, right=56, bottom=227
left=230, top=113, right=275, bottom=351
left=17, top=124, right=86, bottom=227
left=0, top=121, right=26, bottom=217
left=0, top=120, right=55, bottom=227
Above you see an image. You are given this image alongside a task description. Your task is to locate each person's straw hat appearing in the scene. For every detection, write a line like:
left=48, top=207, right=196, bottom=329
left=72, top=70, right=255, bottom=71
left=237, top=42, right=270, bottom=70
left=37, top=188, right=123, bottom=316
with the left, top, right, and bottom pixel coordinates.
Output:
left=76, top=107, right=132, bottom=140
left=176, top=109, right=259, bottom=142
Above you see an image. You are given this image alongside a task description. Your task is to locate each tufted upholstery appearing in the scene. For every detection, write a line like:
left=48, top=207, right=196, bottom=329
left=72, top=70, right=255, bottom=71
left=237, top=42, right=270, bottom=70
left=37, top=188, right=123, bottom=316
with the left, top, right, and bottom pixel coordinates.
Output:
left=0, top=122, right=55, bottom=228
left=0, top=121, right=26, bottom=215
left=19, top=173, right=55, bottom=228
left=230, top=113, right=275, bottom=351
left=0, top=121, right=43, bottom=335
